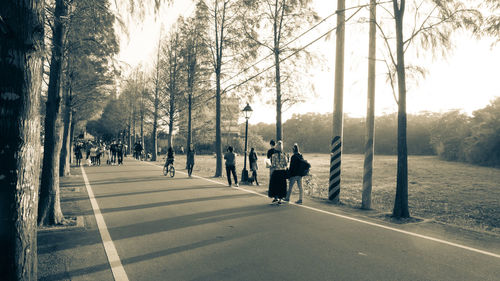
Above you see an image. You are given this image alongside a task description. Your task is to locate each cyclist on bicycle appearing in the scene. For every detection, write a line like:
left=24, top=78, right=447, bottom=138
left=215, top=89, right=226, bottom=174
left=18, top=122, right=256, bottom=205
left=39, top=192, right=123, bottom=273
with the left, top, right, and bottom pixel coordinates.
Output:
left=164, top=146, right=175, bottom=169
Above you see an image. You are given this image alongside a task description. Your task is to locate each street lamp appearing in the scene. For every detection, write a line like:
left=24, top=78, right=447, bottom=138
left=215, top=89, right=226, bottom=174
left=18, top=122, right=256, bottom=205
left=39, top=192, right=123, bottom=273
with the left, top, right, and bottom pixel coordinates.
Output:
left=241, top=103, right=253, bottom=183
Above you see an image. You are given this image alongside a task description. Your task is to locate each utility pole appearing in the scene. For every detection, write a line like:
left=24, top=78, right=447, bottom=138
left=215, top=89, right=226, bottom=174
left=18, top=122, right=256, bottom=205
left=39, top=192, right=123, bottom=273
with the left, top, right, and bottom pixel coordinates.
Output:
left=329, top=0, right=345, bottom=203
left=362, top=0, right=377, bottom=209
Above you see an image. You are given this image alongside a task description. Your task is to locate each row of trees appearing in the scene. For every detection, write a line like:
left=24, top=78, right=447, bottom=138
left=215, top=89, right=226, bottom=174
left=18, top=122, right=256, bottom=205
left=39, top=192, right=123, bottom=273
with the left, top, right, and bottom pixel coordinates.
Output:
left=88, top=0, right=320, bottom=175
left=90, top=0, right=497, bottom=220
left=87, top=1, right=214, bottom=162
left=431, top=98, right=500, bottom=167
left=1, top=0, right=118, bottom=279
left=38, top=0, right=118, bottom=226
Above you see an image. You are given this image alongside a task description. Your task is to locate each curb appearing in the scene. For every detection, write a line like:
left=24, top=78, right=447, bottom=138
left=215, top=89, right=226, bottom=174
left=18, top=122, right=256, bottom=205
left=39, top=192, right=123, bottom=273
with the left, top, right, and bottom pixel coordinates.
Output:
left=37, top=216, right=85, bottom=233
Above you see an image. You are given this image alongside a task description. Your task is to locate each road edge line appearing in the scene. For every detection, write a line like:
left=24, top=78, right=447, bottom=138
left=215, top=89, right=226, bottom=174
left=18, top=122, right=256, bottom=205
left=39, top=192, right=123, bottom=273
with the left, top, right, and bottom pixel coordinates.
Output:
left=81, top=166, right=130, bottom=281
left=143, top=160, right=500, bottom=259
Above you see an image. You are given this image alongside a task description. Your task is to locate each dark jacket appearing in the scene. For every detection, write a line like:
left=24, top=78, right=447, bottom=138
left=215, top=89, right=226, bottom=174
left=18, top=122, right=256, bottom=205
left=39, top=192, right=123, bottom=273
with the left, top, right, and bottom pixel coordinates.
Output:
left=267, top=148, right=276, bottom=159
left=224, top=151, right=236, bottom=166
left=288, top=153, right=303, bottom=177
left=167, top=148, right=174, bottom=159
left=249, top=150, right=258, bottom=171
left=249, top=151, right=257, bottom=164
left=187, top=149, right=195, bottom=164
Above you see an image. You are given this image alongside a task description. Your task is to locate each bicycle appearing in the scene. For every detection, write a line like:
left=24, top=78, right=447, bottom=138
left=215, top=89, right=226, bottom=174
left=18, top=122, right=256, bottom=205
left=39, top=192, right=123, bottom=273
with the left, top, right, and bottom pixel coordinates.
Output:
left=163, top=163, right=175, bottom=177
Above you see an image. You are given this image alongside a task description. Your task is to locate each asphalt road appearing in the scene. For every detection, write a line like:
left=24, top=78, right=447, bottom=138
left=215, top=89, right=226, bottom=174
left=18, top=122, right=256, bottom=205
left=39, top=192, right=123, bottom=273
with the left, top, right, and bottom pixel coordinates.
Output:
left=78, top=158, right=499, bottom=281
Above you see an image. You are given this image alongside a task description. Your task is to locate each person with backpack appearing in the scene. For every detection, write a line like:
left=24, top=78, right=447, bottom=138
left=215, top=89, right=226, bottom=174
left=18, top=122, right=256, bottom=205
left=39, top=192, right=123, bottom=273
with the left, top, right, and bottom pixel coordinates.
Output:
left=285, top=143, right=308, bottom=204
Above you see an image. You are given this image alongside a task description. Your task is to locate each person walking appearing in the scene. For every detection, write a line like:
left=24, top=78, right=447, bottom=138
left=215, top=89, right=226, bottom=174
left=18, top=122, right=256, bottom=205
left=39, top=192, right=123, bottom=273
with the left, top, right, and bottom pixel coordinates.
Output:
left=89, top=143, right=97, bottom=166
left=133, top=142, right=138, bottom=159
left=268, top=140, right=288, bottom=204
left=186, top=144, right=195, bottom=177
left=95, top=143, right=102, bottom=166
left=249, top=147, right=259, bottom=185
left=85, top=141, right=91, bottom=161
left=224, top=146, right=238, bottom=187
left=106, top=142, right=111, bottom=165
left=116, top=140, right=124, bottom=165
left=110, top=140, right=117, bottom=165
left=74, top=142, right=82, bottom=167
left=134, top=141, right=143, bottom=160
left=285, top=143, right=304, bottom=204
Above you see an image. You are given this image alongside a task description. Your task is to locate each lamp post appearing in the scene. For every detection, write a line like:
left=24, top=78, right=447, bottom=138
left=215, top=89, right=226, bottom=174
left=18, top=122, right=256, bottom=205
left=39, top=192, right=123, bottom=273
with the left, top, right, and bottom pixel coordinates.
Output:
left=241, top=103, right=253, bottom=183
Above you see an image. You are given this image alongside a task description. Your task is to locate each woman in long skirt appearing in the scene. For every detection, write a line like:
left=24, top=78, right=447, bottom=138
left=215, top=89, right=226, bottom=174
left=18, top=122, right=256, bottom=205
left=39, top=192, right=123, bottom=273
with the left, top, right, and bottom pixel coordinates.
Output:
left=268, top=141, right=288, bottom=204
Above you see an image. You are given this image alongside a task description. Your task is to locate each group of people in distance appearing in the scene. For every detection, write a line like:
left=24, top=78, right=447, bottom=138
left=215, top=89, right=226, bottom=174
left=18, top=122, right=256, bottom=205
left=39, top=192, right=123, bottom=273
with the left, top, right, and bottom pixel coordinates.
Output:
left=267, top=140, right=307, bottom=205
left=223, top=139, right=308, bottom=205
left=74, top=139, right=125, bottom=167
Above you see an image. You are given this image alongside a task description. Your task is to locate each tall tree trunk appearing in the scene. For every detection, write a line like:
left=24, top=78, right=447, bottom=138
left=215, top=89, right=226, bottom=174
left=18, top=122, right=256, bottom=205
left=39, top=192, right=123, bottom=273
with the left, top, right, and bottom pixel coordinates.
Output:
left=213, top=1, right=226, bottom=178
left=39, top=116, right=65, bottom=225
left=392, top=0, right=410, bottom=218
left=273, top=0, right=285, bottom=142
left=186, top=21, right=198, bottom=168
left=215, top=69, right=222, bottom=177
left=38, top=0, right=67, bottom=226
left=167, top=85, right=175, bottom=148
left=59, top=87, right=72, bottom=176
left=69, top=117, right=75, bottom=164
left=128, top=113, right=132, bottom=155
left=132, top=107, right=136, bottom=146
left=152, top=35, right=161, bottom=162
left=152, top=100, right=158, bottom=161
left=140, top=108, right=144, bottom=151
left=274, top=49, right=283, bottom=142
left=0, top=1, right=44, bottom=279
left=362, top=0, right=377, bottom=210
left=187, top=92, right=193, bottom=167
left=168, top=117, right=174, bottom=148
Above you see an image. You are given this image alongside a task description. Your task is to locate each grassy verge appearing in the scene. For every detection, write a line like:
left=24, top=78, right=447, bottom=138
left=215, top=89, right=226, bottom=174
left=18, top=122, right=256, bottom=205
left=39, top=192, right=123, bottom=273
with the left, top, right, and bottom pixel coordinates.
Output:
left=154, top=153, right=500, bottom=234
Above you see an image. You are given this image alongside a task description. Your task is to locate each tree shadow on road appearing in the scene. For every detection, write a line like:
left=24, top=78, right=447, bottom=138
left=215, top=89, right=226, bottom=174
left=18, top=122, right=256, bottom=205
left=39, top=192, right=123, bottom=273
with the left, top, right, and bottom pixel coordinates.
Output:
left=61, top=185, right=226, bottom=203
left=69, top=193, right=256, bottom=216
left=38, top=203, right=286, bottom=255
left=40, top=230, right=256, bottom=280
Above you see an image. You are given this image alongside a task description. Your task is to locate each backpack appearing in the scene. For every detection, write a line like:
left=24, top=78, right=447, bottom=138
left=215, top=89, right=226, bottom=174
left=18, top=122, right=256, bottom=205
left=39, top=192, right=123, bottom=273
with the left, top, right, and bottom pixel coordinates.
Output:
left=297, top=157, right=311, bottom=176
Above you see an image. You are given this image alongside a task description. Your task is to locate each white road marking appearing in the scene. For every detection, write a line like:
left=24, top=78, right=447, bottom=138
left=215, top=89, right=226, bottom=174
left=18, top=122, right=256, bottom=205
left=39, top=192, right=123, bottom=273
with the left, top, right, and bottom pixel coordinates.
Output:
left=81, top=166, right=130, bottom=281
left=144, top=161, right=500, bottom=259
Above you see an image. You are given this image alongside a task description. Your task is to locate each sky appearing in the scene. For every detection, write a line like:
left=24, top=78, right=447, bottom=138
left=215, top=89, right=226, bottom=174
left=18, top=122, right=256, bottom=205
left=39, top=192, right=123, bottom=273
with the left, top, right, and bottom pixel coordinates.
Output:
left=115, top=0, right=500, bottom=124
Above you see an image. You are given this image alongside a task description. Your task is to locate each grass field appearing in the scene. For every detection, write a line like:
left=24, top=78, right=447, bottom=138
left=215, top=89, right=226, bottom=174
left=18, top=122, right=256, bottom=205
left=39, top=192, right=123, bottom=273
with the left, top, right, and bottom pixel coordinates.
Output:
left=155, top=153, right=500, bottom=234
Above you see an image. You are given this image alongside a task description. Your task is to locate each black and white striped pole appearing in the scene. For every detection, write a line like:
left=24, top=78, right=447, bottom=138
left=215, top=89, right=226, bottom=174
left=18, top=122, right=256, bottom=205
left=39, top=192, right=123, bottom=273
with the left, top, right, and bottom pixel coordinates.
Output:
left=330, top=136, right=342, bottom=202
left=329, top=0, right=345, bottom=203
